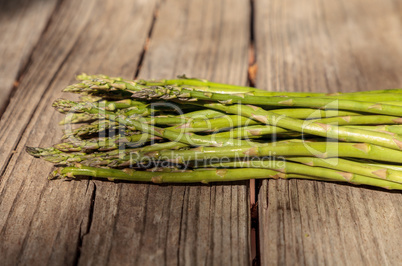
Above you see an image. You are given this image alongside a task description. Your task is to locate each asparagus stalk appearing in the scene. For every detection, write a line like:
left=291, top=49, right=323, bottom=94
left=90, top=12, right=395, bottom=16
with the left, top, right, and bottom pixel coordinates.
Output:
left=59, top=113, right=100, bottom=125
left=53, top=99, right=257, bottom=147
left=346, top=125, right=402, bottom=136
left=74, top=73, right=324, bottom=97
left=366, top=163, right=402, bottom=171
left=141, top=142, right=402, bottom=164
left=49, top=165, right=310, bottom=183
left=76, top=74, right=402, bottom=100
left=131, top=86, right=402, bottom=116
left=27, top=140, right=190, bottom=166
left=49, top=165, right=402, bottom=190
left=312, top=115, right=402, bottom=125
left=204, top=159, right=402, bottom=188
left=285, top=157, right=402, bottom=184
left=102, top=99, right=147, bottom=111
left=203, top=103, right=402, bottom=151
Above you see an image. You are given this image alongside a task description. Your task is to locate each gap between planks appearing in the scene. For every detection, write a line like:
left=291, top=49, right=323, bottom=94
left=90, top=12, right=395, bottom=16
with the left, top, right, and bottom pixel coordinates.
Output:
left=248, top=0, right=260, bottom=265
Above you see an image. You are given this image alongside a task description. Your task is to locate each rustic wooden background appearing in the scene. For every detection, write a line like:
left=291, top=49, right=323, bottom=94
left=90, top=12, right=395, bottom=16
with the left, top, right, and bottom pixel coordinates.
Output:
left=0, top=0, right=401, bottom=265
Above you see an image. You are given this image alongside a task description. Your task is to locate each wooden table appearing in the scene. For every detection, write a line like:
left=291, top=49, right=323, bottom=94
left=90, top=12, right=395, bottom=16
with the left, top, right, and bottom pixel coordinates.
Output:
left=0, top=0, right=401, bottom=265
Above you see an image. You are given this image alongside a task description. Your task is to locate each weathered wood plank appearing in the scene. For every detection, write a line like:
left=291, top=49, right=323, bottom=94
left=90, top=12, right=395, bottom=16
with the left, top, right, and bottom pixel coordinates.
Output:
left=77, top=0, right=252, bottom=265
left=0, top=0, right=157, bottom=265
left=255, top=0, right=402, bottom=265
left=0, top=0, right=58, bottom=116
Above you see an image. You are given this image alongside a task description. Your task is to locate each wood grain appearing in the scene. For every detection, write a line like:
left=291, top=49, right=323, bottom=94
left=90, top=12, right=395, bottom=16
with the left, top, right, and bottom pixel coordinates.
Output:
left=77, top=0, right=252, bottom=265
left=0, top=0, right=58, bottom=116
left=255, top=0, right=402, bottom=265
left=0, top=0, right=157, bottom=264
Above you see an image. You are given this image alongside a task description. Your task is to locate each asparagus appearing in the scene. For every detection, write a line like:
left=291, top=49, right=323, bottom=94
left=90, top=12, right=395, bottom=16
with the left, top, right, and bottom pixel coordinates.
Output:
left=53, top=99, right=257, bottom=147
left=203, top=103, right=402, bottom=151
left=312, top=115, right=402, bottom=125
left=119, top=142, right=402, bottom=165
left=27, top=140, right=190, bottom=166
left=285, top=157, right=402, bottom=184
left=49, top=164, right=402, bottom=190
left=74, top=73, right=324, bottom=97
left=25, top=73, right=402, bottom=190
left=204, top=159, right=402, bottom=189
left=76, top=74, right=402, bottom=100
left=347, top=125, right=402, bottom=136
left=59, top=113, right=99, bottom=125
left=49, top=165, right=319, bottom=183
left=131, top=86, right=402, bottom=116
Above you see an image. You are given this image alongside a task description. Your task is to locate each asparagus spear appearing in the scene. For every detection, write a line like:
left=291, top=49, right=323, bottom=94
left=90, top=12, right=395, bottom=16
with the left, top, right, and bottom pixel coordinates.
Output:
left=203, top=103, right=402, bottom=151
left=50, top=164, right=402, bottom=190
left=53, top=99, right=257, bottom=147
left=346, top=125, right=402, bottom=136
left=75, top=74, right=402, bottom=100
left=312, top=115, right=402, bottom=125
left=27, top=140, right=190, bottom=165
left=131, top=86, right=402, bottom=116
left=140, top=142, right=402, bottom=164
left=285, top=157, right=402, bottom=184
left=48, top=165, right=306, bottom=183
left=74, top=73, right=324, bottom=97
left=204, top=159, right=402, bottom=188
left=59, top=113, right=100, bottom=125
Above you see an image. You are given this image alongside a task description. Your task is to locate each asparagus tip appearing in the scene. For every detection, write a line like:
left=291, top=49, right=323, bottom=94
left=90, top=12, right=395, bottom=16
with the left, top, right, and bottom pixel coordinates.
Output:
left=25, top=146, right=41, bottom=157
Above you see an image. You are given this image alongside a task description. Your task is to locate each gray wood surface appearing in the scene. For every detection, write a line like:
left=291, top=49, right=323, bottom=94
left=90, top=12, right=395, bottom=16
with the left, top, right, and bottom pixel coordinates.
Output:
left=0, top=0, right=58, bottom=116
left=255, top=0, right=402, bottom=265
left=77, top=0, right=252, bottom=265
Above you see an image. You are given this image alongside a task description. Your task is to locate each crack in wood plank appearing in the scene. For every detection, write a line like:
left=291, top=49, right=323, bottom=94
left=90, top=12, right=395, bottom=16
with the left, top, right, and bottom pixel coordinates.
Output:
left=133, top=2, right=160, bottom=80
left=73, top=182, right=96, bottom=266
left=0, top=0, right=61, bottom=118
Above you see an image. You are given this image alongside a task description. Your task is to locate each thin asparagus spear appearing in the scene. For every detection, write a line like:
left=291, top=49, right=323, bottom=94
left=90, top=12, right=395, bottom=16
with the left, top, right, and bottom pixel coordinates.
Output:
left=55, top=133, right=157, bottom=152
left=74, top=73, right=324, bottom=97
left=312, top=115, right=402, bottom=125
left=212, top=125, right=294, bottom=139
left=204, top=159, right=402, bottom=188
left=75, top=74, right=402, bottom=99
left=212, top=124, right=402, bottom=140
left=50, top=165, right=283, bottom=183
left=59, top=113, right=100, bottom=125
left=53, top=99, right=257, bottom=147
left=132, top=86, right=402, bottom=116
left=102, top=99, right=147, bottom=110
left=346, top=125, right=402, bottom=136
left=270, top=108, right=363, bottom=119
left=62, top=120, right=123, bottom=139
left=366, top=163, right=402, bottom=171
left=203, top=103, right=402, bottom=151
left=142, top=142, right=402, bottom=164
left=285, top=157, right=402, bottom=184
left=50, top=165, right=402, bottom=190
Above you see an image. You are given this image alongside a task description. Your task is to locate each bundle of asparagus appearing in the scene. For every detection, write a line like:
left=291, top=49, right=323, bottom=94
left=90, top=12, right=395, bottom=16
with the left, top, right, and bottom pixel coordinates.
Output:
left=27, top=74, right=402, bottom=190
